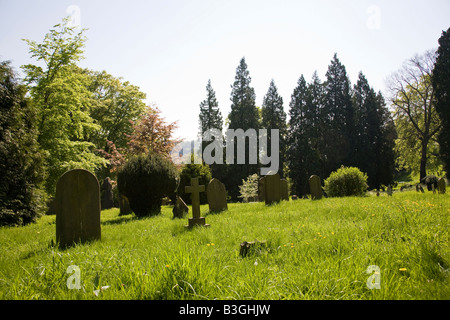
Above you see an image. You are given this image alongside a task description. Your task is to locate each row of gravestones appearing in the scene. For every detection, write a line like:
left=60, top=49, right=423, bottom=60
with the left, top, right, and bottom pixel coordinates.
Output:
left=53, top=168, right=447, bottom=248
left=54, top=169, right=229, bottom=247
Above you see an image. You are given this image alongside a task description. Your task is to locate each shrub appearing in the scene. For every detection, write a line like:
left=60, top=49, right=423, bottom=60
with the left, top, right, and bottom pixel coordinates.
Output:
left=117, top=152, right=179, bottom=217
left=238, top=173, right=259, bottom=202
left=177, top=162, right=212, bottom=204
left=324, top=166, right=368, bottom=197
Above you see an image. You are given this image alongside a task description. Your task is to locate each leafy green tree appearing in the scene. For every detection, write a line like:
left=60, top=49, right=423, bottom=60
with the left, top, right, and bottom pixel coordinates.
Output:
left=261, top=79, right=287, bottom=177
left=226, top=57, right=260, bottom=200
left=388, top=50, right=441, bottom=180
left=0, top=60, right=45, bottom=226
left=87, top=69, right=147, bottom=151
left=22, top=18, right=107, bottom=194
left=432, top=27, right=450, bottom=177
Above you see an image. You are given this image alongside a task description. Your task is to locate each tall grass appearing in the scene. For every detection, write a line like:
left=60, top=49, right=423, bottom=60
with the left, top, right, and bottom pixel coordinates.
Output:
left=0, top=190, right=448, bottom=300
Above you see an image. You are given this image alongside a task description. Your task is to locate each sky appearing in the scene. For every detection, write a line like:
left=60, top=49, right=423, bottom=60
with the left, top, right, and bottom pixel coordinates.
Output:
left=1, top=0, right=449, bottom=141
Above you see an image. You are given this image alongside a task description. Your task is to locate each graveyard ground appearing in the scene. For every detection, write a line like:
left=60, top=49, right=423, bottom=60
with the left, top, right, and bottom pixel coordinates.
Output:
left=0, top=190, right=448, bottom=300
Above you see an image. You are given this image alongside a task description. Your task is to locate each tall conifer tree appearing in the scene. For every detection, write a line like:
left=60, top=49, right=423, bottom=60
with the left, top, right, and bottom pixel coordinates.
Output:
left=433, top=27, right=450, bottom=177
left=323, top=53, right=355, bottom=177
left=261, top=79, right=287, bottom=177
left=227, top=57, right=259, bottom=200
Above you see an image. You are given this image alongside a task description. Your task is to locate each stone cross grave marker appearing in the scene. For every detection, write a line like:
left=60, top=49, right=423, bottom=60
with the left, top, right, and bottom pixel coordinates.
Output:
left=281, top=179, right=289, bottom=201
left=437, top=177, right=446, bottom=194
left=265, top=173, right=281, bottom=205
left=55, top=169, right=101, bottom=248
left=308, top=175, right=323, bottom=200
left=185, top=177, right=209, bottom=228
left=207, top=178, right=228, bottom=213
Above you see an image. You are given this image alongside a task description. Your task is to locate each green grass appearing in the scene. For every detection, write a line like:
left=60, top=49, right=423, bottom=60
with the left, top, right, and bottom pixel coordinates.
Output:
left=0, top=190, right=449, bottom=300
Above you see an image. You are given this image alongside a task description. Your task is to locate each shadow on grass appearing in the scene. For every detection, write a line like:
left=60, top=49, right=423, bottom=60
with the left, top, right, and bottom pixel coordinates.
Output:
left=101, top=215, right=139, bottom=226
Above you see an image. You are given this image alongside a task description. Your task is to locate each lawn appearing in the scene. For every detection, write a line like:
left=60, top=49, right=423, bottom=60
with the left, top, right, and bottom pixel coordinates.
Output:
left=0, top=190, right=448, bottom=300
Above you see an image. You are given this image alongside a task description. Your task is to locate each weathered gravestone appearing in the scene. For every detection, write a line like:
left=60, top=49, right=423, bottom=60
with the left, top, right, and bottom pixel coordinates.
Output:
left=265, top=174, right=281, bottom=205
left=280, top=179, right=289, bottom=201
left=387, top=185, right=393, bottom=196
left=173, top=195, right=189, bottom=219
left=55, top=169, right=101, bottom=248
left=185, top=177, right=209, bottom=228
left=308, top=175, right=323, bottom=200
left=101, top=177, right=114, bottom=210
left=119, top=194, right=132, bottom=216
left=437, top=178, right=446, bottom=194
left=258, top=177, right=266, bottom=202
left=207, top=178, right=228, bottom=213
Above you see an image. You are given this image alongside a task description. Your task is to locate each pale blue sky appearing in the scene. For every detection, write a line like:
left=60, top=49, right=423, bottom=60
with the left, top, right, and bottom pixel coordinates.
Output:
left=1, top=0, right=449, bottom=141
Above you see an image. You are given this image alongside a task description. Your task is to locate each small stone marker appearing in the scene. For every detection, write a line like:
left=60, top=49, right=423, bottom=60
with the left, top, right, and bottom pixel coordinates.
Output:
left=55, top=169, right=101, bottom=248
left=387, top=185, right=393, bottom=196
left=280, top=179, right=289, bottom=201
left=437, top=178, right=446, bottom=194
left=118, top=194, right=132, bottom=216
left=239, top=240, right=267, bottom=258
left=207, top=178, right=228, bottom=213
left=264, top=174, right=281, bottom=205
left=185, top=177, right=209, bottom=228
left=173, top=195, right=189, bottom=219
left=308, top=175, right=323, bottom=200
left=101, top=177, right=114, bottom=210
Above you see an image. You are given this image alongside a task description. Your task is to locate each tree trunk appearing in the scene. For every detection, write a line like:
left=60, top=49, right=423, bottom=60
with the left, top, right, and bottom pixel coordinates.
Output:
left=419, top=139, right=428, bottom=182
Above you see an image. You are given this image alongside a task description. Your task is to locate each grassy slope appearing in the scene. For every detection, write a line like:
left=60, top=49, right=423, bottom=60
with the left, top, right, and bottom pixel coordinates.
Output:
left=0, top=190, right=448, bottom=300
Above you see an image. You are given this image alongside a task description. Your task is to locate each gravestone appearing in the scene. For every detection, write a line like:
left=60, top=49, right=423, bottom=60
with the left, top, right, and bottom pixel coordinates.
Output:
left=207, top=178, right=228, bottom=213
left=185, top=177, right=209, bottom=228
left=308, top=175, right=323, bottom=200
left=280, top=179, right=289, bottom=201
left=265, top=174, right=281, bottom=205
left=437, top=178, right=446, bottom=194
left=101, top=177, right=114, bottom=210
left=119, top=194, right=132, bottom=216
left=173, top=195, right=189, bottom=219
left=387, top=185, right=393, bottom=196
left=258, top=177, right=266, bottom=202
left=55, top=169, right=101, bottom=248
